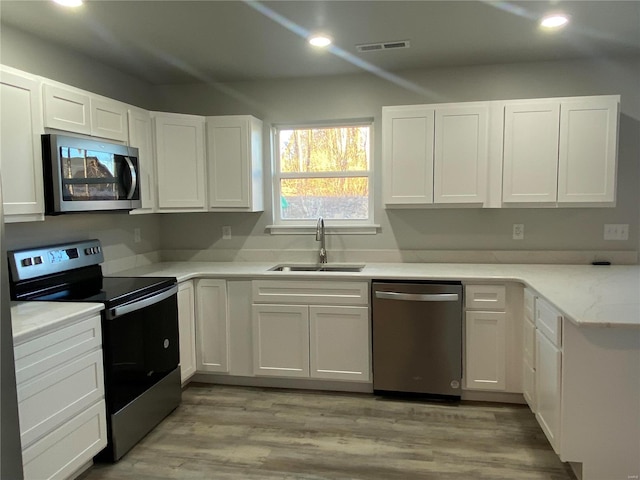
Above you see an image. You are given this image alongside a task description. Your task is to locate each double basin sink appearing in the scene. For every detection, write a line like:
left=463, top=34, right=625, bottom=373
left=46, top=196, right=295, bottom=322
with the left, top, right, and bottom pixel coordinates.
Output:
left=269, top=264, right=365, bottom=273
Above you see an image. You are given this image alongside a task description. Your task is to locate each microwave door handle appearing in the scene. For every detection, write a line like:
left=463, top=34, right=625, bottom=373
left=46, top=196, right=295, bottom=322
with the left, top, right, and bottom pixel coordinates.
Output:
left=123, top=156, right=137, bottom=200
left=107, top=284, right=178, bottom=319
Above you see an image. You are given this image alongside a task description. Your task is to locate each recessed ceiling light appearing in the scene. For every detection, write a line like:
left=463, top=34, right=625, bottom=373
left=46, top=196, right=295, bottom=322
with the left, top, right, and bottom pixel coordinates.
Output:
left=308, top=33, right=332, bottom=48
left=540, top=13, right=570, bottom=29
left=52, top=0, right=83, bottom=7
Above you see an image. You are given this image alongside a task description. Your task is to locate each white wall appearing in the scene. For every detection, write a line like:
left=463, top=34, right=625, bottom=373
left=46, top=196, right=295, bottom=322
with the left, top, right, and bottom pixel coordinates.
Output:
left=154, top=56, right=640, bottom=263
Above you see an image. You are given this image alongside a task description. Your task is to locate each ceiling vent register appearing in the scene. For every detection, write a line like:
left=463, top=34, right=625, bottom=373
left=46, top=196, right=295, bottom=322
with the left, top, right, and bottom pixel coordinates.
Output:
left=356, top=40, right=411, bottom=52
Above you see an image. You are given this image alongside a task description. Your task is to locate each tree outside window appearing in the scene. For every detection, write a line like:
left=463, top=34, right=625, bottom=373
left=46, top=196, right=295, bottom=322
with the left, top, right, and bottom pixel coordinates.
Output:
left=275, top=123, right=372, bottom=223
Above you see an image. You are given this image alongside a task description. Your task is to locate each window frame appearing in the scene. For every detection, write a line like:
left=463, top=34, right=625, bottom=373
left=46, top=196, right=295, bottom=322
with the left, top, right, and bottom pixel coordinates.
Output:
left=271, top=119, right=375, bottom=230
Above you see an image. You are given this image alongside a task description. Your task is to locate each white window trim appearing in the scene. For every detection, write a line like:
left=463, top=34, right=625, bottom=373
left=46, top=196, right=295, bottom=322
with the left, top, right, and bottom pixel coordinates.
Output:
left=270, top=120, right=376, bottom=232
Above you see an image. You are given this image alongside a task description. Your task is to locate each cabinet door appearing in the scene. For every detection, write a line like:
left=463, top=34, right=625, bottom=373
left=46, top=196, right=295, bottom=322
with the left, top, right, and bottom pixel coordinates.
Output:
left=128, top=109, right=156, bottom=212
left=90, top=97, right=128, bottom=141
left=522, top=316, right=536, bottom=411
left=382, top=106, right=435, bottom=205
left=177, top=281, right=196, bottom=382
left=252, top=304, right=309, bottom=378
left=0, top=68, right=45, bottom=221
left=43, top=84, right=91, bottom=135
left=465, top=311, right=506, bottom=390
left=206, top=115, right=263, bottom=211
left=503, top=102, right=560, bottom=203
left=154, top=113, right=206, bottom=210
left=309, top=305, right=370, bottom=382
left=558, top=97, right=618, bottom=204
left=535, top=329, right=562, bottom=454
left=434, top=104, right=488, bottom=204
left=195, top=279, right=229, bottom=373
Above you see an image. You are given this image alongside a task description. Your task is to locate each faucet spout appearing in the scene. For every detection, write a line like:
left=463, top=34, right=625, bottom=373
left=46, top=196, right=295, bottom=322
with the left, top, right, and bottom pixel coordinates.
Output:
left=316, top=216, right=327, bottom=264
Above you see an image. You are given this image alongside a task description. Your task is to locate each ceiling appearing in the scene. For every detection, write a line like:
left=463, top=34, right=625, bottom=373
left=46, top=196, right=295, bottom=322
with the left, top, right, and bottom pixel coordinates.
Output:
left=1, top=0, right=639, bottom=85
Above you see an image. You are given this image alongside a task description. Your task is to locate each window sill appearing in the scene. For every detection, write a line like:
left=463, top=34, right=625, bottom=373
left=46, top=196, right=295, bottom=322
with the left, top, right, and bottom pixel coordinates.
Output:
left=266, top=224, right=380, bottom=235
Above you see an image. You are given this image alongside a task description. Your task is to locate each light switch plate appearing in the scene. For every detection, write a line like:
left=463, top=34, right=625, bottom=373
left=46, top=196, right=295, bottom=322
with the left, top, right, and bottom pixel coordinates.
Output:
left=222, top=226, right=232, bottom=240
left=604, top=224, right=629, bottom=241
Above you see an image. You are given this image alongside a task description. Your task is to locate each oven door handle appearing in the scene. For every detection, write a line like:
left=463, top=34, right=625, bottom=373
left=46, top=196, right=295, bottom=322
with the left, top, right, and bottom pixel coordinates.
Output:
left=375, top=291, right=459, bottom=302
left=108, top=284, right=178, bottom=319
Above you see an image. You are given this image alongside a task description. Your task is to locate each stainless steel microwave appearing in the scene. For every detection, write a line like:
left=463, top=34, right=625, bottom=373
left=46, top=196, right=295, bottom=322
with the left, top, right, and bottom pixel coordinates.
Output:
left=42, top=134, right=141, bottom=214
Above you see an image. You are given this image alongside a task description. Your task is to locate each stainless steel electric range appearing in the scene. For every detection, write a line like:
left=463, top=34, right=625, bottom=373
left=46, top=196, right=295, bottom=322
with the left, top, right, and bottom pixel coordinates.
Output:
left=8, top=239, right=181, bottom=462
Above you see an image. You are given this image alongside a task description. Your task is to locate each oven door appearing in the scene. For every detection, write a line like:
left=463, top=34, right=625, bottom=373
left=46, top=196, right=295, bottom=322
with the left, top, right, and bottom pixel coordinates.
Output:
left=102, top=285, right=179, bottom=414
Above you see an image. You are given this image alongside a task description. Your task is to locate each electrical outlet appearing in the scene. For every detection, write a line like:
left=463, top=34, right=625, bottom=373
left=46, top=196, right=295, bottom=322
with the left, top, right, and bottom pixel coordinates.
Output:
left=513, top=224, right=524, bottom=240
left=222, top=226, right=232, bottom=240
left=604, top=224, right=629, bottom=241
left=134, top=228, right=141, bottom=243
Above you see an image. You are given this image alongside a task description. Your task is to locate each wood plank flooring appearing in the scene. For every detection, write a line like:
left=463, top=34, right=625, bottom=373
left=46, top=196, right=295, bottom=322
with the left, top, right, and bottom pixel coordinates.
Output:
left=84, top=384, right=576, bottom=480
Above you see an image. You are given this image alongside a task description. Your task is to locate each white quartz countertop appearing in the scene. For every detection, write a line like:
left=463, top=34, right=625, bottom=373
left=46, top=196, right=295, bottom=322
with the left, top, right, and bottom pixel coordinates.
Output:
left=113, top=261, right=640, bottom=328
left=11, top=301, right=104, bottom=343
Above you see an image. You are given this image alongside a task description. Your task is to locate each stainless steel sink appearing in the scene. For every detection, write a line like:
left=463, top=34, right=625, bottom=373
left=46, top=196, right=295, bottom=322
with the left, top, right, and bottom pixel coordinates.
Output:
left=269, top=264, right=365, bottom=273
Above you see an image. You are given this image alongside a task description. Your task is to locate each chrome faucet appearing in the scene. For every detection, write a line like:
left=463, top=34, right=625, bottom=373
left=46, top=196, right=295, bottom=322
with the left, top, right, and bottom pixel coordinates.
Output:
left=316, top=216, right=327, bottom=264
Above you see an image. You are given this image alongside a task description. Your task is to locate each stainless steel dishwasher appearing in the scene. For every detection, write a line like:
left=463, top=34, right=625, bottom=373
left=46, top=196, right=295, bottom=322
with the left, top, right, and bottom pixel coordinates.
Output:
left=372, top=281, right=463, bottom=398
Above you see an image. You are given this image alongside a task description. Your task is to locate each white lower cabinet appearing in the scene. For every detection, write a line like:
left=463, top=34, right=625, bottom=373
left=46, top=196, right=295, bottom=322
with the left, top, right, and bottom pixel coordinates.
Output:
left=13, top=313, right=107, bottom=480
left=252, top=304, right=310, bottom=378
left=251, top=280, right=370, bottom=382
left=177, top=281, right=197, bottom=383
left=522, top=288, right=537, bottom=411
left=195, top=279, right=230, bottom=373
left=534, top=297, right=563, bottom=454
left=465, top=310, right=506, bottom=390
left=309, top=305, right=370, bottom=381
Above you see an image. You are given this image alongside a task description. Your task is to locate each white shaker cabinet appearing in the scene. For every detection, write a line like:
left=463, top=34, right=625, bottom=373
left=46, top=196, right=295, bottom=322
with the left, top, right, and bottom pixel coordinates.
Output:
left=558, top=96, right=618, bottom=204
left=522, top=288, right=537, bottom=411
left=534, top=297, right=562, bottom=454
left=43, top=83, right=129, bottom=141
left=464, top=284, right=507, bottom=391
left=153, top=112, right=207, bottom=211
left=503, top=95, right=619, bottom=206
left=195, top=279, right=230, bottom=373
left=206, top=115, right=263, bottom=211
left=382, top=103, right=489, bottom=206
left=382, top=106, right=435, bottom=205
left=0, top=66, right=45, bottom=222
left=503, top=101, right=560, bottom=203
left=252, top=304, right=310, bottom=378
left=251, top=280, right=370, bottom=382
left=177, top=281, right=197, bottom=383
left=128, top=108, right=157, bottom=213
left=434, top=104, right=488, bottom=204
left=14, top=313, right=107, bottom=480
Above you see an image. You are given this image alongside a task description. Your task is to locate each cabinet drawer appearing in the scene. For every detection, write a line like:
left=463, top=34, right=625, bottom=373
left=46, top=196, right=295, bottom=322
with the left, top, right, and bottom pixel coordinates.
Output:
left=17, top=350, right=105, bottom=448
left=524, top=288, right=535, bottom=321
left=252, top=280, right=368, bottom=305
left=465, top=284, right=506, bottom=310
left=14, top=315, right=102, bottom=385
left=536, top=298, right=562, bottom=347
left=22, top=400, right=107, bottom=480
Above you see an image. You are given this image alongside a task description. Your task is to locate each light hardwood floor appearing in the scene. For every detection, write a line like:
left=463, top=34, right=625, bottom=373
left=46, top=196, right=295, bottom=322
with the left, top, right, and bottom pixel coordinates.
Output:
left=84, top=384, right=576, bottom=480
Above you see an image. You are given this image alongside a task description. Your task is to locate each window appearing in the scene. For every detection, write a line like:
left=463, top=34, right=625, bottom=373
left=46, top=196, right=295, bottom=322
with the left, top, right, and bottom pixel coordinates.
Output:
left=273, top=122, right=373, bottom=227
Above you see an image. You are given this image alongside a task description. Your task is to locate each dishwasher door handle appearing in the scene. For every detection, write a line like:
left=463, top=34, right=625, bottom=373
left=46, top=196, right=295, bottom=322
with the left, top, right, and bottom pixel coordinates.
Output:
left=375, top=291, right=459, bottom=302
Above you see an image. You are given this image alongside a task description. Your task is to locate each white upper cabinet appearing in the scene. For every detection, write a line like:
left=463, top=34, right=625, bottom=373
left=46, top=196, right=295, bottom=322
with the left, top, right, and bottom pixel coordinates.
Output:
left=503, top=101, right=560, bottom=203
left=503, top=95, right=619, bottom=206
left=434, top=104, right=488, bottom=204
left=382, top=103, right=489, bottom=206
left=206, top=115, right=263, bottom=211
left=0, top=67, right=45, bottom=222
left=43, top=83, right=129, bottom=141
left=558, top=97, right=618, bottom=204
left=382, top=106, right=435, bottom=205
left=153, top=112, right=206, bottom=211
left=43, top=84, right=91, bottom=135
left=128, top=108, right=156, bottom=213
